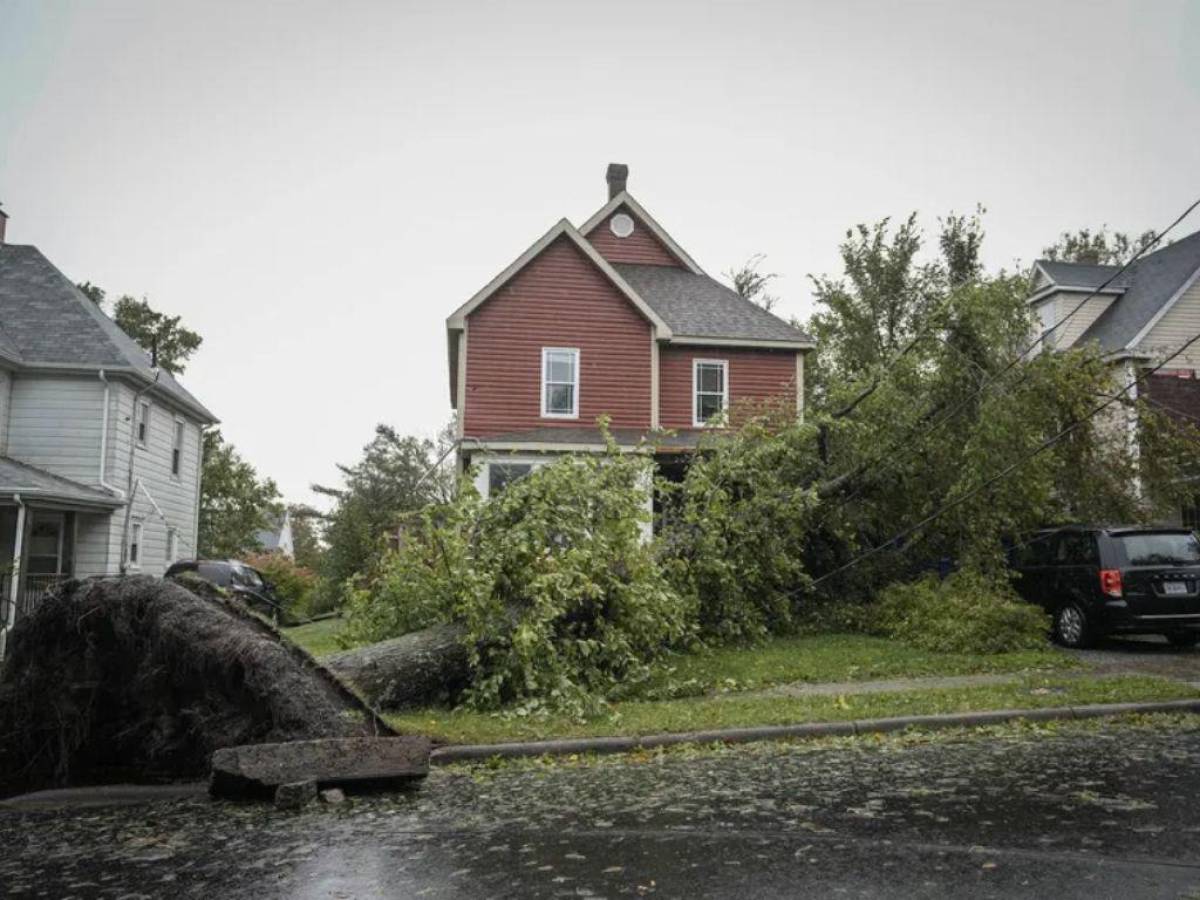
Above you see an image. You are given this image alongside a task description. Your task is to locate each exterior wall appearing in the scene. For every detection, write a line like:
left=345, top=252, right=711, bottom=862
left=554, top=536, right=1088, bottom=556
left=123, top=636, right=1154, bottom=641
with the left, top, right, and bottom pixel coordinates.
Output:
left=6, top=375, right=106, bottom=485
left=105, top=381, right=204, bottom=576
left=1056, top=290, right=1117, bottom=348
left=1136, top=277, right=1200, bottom=368
left=74, top=512, right=113, bottom=577
left=584, top=206, right=683, bottom=268
left=463, top=235, right=654, bottom=437
left=0, top=368, right=12, bottom=455
left=1142, top=371, right=1200, bottom=423
left=658, top=345, right=799, bottom=432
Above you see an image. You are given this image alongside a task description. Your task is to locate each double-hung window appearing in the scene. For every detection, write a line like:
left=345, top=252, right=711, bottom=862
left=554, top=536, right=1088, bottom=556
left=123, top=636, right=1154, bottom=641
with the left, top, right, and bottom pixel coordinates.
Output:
left=172, top=420, right=185, bottom=476
left=541, top=347, right=579, bottom=418
left=693, top=359, right=729, bottom=426
left=137, top=402, right=151, bottom=446
left=129, top=521, right=142, bottom=567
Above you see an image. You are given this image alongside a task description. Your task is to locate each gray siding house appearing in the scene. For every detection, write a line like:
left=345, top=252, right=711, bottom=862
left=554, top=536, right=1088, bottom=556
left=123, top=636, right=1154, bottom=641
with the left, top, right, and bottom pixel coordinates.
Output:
left=0, top=212, right=216, bottom=653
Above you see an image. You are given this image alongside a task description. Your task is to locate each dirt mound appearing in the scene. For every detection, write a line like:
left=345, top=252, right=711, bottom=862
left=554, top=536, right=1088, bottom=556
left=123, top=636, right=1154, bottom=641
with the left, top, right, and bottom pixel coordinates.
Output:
left=0, top=575, right=388, bottom=797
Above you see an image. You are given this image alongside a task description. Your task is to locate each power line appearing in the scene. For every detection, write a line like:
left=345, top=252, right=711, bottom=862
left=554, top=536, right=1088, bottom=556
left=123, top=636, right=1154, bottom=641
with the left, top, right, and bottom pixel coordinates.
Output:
left=812, top=195, right=1200, bottom=526
left=807, top=325, right=1200, bottom=589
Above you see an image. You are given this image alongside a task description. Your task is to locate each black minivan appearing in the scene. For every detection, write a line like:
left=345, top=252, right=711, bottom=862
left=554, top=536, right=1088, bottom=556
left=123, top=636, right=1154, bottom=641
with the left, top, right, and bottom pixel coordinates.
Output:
left=1009, top=525, right=1200, bottom=648
left=165, top=559, right=292, bottom=625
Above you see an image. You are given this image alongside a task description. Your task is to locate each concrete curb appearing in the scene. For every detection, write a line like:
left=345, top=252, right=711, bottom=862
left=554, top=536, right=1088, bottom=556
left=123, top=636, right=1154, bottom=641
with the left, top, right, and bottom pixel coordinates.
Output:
left=429, top=698, right=1200, bottom=764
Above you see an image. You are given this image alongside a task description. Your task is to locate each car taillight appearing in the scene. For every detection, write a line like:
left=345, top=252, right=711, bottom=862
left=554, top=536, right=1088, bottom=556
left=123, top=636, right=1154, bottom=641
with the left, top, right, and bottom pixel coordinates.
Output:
left=1100, top=569, right=1123, bottom=598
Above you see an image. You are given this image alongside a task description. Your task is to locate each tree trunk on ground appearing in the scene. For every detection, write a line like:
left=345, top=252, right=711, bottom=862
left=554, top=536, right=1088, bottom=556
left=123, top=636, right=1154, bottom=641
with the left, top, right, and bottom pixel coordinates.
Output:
left=324, top=621, right=471, bottom=710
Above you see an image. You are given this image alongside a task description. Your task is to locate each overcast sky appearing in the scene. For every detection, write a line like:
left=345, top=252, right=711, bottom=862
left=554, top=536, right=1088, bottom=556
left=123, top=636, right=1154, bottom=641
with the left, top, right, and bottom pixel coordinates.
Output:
left=1, top=0, right=1197, bottom=506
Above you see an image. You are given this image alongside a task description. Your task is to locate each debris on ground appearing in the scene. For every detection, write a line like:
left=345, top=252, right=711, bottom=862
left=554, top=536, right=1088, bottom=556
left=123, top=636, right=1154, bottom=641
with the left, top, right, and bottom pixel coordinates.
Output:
left=209, top=736, right=431, bottom=800
left=0, top=575, right=392, bottom=798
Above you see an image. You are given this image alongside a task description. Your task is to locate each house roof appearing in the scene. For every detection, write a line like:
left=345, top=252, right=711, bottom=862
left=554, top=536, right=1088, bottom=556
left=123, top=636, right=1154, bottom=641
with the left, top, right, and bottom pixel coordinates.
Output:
left=1035, top=260, right=1130, bottom=292
left=1055, top=230, right=1200, bottom=353
left=0, top=243, right=217, bottom=422
left=0, top=456, right=122, bottom=508
left=613, top=264, right=814, bottom=346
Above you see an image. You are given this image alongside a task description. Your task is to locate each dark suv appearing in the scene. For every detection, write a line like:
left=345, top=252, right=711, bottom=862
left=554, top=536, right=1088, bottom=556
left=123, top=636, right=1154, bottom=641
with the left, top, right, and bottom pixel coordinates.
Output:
left=165, top=559, right=292, bottom=625
left=1009, top=526, right=1200, bottom=648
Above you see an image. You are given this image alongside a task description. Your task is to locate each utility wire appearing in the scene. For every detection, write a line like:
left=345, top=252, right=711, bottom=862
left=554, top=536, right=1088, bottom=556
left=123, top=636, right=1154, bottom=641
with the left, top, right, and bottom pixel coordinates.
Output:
left=813, top=195, right=1200, bottom=526
left=807, top=324, right=1200, bottom=589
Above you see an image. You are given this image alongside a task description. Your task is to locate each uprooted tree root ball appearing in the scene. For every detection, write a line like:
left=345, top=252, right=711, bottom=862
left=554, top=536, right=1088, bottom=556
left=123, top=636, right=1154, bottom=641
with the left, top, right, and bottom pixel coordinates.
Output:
left=0, top=575, right=388, bottom=797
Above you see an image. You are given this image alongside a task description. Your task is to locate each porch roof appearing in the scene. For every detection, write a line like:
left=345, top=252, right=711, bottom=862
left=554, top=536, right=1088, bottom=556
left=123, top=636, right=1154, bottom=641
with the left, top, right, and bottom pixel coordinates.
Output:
left=0, top=456, right=123, bottom=509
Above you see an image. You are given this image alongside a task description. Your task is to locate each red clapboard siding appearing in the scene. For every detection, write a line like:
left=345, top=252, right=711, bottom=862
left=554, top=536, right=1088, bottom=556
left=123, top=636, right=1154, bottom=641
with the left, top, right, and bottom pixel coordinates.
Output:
left=464, top=235, right=653, bottom=438
left=659, top=345, right=797, bottom=432
left=1142, top=372, right=1200, bottom=425
left=586, top=207, right=684, bottom=268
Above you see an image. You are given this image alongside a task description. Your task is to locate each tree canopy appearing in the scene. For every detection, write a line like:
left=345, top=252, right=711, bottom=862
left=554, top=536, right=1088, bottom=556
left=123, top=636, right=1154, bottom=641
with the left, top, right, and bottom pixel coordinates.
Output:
left=198, top=429, right=282, bottom=559
left=313, top=423, right=455, bottom=598
left=1041, top=226, right=1158, bottom=266
left=76, top=281, right=203, bottom=375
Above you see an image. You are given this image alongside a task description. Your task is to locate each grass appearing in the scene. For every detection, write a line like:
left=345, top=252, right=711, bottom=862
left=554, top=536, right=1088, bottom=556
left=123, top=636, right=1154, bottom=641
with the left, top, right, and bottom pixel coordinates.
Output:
left=283, top=616, right=346, bottom=658
left=386, top=674, right=1199, bottom=745
left=628, top=633, right=1076, bottom=700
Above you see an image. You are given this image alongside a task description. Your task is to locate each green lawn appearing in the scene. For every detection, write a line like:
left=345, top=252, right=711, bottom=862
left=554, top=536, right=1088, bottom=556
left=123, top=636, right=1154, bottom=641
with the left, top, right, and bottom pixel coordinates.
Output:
left=387, top=675, right=1198, bottom=745
left=627, top=633, right=1076, bottom=700
left=284, top=617, right=347, bottom=658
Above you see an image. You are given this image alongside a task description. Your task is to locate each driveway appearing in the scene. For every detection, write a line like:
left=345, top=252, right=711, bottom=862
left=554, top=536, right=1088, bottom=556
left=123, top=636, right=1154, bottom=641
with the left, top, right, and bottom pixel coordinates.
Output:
left=4, top=718, right=1200, bottom=898
left=1066, top=634, right=1200, bottom=684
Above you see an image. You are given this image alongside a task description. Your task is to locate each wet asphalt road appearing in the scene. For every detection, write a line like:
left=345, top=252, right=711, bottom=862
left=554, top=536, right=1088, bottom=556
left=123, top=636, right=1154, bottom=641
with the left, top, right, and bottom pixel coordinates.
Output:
left=5, top=718, right=1200, bottom=899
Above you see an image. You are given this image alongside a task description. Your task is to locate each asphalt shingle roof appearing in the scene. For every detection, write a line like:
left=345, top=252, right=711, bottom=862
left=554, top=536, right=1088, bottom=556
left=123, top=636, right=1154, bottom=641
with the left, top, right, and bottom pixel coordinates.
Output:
left=613, top=264, right=813, bottom=344
left=1037, top=231, right=1200, bottom=354
left=0, top=243, right=216, bottom=421
left=0, top=455, right=121, bottom=506
left=1036, top=260, right=1129, bottom=291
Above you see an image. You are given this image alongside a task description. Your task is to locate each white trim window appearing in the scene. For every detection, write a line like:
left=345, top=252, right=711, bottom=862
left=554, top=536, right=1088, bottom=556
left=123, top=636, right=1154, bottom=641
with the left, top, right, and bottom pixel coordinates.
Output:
left=129, top=521, right=142, bottom=568
left=693, top=359, right=729, bottom=427
left=167, top=527, right=178, bottom=563
left=541, top=347, right=580, bottom=418
left=1037, top=300, right=1059, bottom=351
left=137, top=401, right=151, bottom=446
left=171, top=419, right=185, bottom=476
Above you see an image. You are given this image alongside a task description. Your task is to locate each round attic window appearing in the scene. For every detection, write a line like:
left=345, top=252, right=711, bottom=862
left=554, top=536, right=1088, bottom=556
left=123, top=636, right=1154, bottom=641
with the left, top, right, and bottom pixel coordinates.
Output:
left=610, top=213, right=635, bottom=238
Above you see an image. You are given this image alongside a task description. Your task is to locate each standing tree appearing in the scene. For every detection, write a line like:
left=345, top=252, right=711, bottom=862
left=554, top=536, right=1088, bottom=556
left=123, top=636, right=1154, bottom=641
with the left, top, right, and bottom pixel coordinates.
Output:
left=112, top=296, right=203, bottom=375
left=286, top=503, right=326, bottom=571
left=313, top=424, right=454, bottom=600
left=76, top=281, right=106, bottom=307
left=1041, top=227, right=1158, bottom=265
left=75, top=280, right=203, bottom=375
left=198, top=429, right=282, bottom=558
left=726, top=253, right=780, bottom=312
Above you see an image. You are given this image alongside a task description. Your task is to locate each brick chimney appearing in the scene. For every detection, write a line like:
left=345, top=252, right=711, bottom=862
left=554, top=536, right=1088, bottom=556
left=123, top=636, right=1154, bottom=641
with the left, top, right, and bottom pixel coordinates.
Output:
left=606, top=163, right=628, bottom=200
left=0, top=205, right=7, bottom=245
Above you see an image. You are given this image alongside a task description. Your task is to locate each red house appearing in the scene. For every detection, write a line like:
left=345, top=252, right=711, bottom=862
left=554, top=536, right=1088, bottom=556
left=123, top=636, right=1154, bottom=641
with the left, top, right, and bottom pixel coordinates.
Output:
left=446, top=164, right=814, bottom=496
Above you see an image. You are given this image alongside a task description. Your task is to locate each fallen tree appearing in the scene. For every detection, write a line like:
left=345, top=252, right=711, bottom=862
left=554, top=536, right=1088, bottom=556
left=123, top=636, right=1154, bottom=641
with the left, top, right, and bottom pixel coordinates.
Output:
left=323, top=620, right=470, bottom=710
left=0, top=575, right=389, bottom=797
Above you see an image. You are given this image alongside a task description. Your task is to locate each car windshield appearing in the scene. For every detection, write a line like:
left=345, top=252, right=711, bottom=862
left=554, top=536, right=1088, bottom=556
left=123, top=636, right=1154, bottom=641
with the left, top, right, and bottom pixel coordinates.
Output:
left=1116, top=532, right=1200, bottom=566
left=231, top=566, right=264, bottom=589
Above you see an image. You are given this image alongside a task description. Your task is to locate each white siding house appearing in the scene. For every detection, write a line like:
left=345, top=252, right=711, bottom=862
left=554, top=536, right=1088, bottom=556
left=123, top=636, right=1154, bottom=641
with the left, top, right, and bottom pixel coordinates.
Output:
left=1029, top=230, right=1200, bottom=523
left=0, top=229, right=216, bottom=656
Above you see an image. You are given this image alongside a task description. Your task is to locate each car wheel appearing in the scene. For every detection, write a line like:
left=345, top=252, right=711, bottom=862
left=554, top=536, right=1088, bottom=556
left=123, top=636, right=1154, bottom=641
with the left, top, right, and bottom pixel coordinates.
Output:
left=1054, top=603, right=1092, bottom=648
left=1167, top=631, right=1200, bottom=648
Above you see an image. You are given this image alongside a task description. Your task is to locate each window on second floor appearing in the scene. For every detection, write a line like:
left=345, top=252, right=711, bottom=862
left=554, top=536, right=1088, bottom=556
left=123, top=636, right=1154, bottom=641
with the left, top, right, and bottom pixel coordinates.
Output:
left=1038, top=300, right=1059, bottom=350
left=694, top=359, right=728, bottom=426
left=541, top=347, right=579, bottom=418
left=137, top=401, right=151, bottom=446
left=172, top=420, right=185, bottom=476
left=129, top=521, right=142, bottom=567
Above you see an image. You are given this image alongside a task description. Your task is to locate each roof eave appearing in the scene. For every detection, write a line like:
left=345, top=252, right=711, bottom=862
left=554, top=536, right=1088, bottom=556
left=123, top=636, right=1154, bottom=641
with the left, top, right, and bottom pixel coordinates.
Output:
left=666, top=334, right=815, bottom=351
